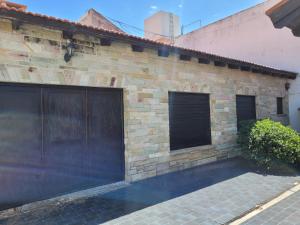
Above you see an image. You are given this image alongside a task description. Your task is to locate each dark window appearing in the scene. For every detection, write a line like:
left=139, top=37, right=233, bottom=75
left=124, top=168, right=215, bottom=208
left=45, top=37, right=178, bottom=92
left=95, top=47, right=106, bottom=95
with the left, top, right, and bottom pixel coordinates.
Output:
left=169, top=92, right=211, bottom=151
left=236, top=95, right=256, bottom=130
left=277, top=97, right=283, bottom=115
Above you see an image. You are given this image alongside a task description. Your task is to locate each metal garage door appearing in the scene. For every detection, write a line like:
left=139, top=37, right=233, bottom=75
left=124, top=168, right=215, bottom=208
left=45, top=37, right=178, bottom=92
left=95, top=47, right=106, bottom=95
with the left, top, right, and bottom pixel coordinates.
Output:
left=236, top=95, right=256, bottom=129
left=0, top=83, right=124, bottom=210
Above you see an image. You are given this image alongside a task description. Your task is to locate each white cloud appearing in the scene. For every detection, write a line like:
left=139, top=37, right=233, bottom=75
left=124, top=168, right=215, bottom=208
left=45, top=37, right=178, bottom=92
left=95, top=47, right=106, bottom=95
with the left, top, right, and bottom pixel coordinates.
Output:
left=178, top=4, right=183, bottom=8
left=149, top=5, right=159, bottom=15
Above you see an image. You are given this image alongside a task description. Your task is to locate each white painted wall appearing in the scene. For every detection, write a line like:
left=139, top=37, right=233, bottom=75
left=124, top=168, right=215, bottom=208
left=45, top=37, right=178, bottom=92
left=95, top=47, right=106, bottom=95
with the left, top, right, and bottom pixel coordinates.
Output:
left=176, top=0, right=300, bottom=132
left=144, top=11, right=180, bottom=42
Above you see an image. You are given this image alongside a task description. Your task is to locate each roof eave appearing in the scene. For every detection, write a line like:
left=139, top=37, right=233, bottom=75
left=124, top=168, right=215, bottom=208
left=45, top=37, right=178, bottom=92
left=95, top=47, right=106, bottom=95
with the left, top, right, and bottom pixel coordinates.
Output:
left=0, top=7, right=297, bottom=80
left=267, top=0, right=300, bottom=38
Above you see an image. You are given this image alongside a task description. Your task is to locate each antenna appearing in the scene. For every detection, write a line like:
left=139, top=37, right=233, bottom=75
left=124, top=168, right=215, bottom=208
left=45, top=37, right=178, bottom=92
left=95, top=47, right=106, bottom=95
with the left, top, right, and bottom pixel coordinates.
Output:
left=181, top=19, right=202, bottom=35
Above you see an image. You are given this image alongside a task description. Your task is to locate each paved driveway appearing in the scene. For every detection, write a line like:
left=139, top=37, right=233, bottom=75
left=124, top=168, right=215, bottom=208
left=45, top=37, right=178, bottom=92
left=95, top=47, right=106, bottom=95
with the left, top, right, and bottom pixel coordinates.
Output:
left=0, top=158, right=299, bottom=225
left=242, top=191, right=300, bottom=225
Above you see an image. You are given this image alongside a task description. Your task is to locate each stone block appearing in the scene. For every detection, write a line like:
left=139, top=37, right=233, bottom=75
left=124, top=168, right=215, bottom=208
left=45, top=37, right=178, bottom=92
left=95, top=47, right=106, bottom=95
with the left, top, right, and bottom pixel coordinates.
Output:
left=0, top=19, right=12, bottom=33
left=156, top=162, right=169, bottom=172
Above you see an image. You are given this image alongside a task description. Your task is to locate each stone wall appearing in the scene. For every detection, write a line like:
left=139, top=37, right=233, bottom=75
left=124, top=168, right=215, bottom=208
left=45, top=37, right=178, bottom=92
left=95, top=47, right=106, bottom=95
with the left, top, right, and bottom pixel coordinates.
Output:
left=0, top=18, right=290, bottom=181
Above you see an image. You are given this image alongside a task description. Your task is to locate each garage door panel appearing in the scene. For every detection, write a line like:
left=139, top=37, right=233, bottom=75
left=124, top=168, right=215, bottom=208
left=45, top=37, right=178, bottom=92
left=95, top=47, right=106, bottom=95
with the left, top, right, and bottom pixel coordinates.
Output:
left=0, top=83, right=125, bottom=210
left=87, top=89, right=124, bottom=179
left=88, top=89, right=123, bottom=141
left=0, top=85, right=42, bottom=166
left=43, top=87, right=86, bottom=169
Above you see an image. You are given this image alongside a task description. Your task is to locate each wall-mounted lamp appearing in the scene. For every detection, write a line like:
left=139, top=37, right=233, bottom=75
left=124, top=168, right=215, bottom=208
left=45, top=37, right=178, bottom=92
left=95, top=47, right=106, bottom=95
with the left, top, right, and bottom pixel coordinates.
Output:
left=285, top=82, right=290, bottom=91
left=110, top=77, right=116, bottom=87
left=64, top=39, right=75, bottom=62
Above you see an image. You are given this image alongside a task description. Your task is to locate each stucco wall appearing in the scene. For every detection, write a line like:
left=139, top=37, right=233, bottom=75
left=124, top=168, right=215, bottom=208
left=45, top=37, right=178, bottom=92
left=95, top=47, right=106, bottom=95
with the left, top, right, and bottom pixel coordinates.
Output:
left=144, top=11, right=180, bottom=41
left=176, top=0, right=300, bottom=132
left=0, top=18, right=290, bottom=181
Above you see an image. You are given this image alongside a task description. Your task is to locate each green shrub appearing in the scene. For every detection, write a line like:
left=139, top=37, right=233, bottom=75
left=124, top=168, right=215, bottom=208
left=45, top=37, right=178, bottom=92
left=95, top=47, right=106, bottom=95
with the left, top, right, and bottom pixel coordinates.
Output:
left=238, top=119, right=300, bottom=169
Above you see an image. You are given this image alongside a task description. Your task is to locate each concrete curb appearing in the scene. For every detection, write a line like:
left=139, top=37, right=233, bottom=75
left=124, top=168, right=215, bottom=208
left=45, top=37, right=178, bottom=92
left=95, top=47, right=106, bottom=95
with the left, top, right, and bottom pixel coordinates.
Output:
left=228, top=181, right=300, bottom=225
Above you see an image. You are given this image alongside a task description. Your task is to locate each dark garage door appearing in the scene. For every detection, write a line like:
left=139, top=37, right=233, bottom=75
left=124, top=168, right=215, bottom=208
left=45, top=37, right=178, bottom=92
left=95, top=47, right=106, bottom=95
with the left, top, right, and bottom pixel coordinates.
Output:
left=236, top=95, right=256, bottom=129
left=0, top=83, right=124, bottom=210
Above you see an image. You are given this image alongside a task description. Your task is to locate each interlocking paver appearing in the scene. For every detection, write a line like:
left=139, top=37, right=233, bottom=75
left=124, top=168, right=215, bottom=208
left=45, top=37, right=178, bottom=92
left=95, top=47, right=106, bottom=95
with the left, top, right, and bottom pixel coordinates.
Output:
left=103, top=173, right=299, bottom=225
left=242, top=191, right=300, bottom=225
left=0, top=158, right=299, bottom=225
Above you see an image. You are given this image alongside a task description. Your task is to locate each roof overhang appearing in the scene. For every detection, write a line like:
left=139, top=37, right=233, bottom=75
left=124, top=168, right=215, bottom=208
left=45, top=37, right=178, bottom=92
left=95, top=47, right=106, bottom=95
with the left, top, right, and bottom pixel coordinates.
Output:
left=0, top=6, right=297, bottom=79
left=266, top=0, right=300, bottom=37
left=0, top=0, right=27, bottom=11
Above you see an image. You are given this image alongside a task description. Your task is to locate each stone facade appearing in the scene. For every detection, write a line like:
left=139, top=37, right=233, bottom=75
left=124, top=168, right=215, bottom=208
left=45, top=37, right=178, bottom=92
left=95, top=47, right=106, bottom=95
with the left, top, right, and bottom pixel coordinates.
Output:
left=0, top=18, right=290, bottom=182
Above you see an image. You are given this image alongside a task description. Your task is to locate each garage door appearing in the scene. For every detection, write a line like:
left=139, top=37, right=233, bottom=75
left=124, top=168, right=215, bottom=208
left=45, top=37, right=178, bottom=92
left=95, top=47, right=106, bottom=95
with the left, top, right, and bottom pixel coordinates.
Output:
left=236, top=95, right=256, bottom=129
left=0, top=83, right=124, bottom=210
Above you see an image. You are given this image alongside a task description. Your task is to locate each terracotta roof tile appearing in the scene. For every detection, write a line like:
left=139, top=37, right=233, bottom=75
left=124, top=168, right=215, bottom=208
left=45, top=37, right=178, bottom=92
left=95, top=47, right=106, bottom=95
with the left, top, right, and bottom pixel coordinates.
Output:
left=79, top=9, right=124, bottom=33
left=0, top=0, right=26, bottom=11
left=0, top=4, right=297, bottom=79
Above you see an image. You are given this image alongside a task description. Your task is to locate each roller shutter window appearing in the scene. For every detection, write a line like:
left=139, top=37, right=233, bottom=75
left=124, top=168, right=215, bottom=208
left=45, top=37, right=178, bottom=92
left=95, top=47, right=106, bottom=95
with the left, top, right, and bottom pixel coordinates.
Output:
left=169, top=92, right=211, bottom=151
left=277, top=97, right=283, bottom=115
left=236, top=95, right=256, bottom=130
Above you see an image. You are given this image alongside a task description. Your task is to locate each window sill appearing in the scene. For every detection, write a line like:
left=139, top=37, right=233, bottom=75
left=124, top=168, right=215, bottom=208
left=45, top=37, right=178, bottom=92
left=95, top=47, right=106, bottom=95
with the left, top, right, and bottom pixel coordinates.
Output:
left=169, top=145, right=214, bottom=156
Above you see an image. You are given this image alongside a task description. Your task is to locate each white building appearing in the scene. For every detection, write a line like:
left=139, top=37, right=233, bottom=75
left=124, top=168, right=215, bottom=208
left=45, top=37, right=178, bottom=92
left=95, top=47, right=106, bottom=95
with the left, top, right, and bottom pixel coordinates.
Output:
left=175, top=0, right=300, bottom=132
left=144, top=11, right=180, bottom=43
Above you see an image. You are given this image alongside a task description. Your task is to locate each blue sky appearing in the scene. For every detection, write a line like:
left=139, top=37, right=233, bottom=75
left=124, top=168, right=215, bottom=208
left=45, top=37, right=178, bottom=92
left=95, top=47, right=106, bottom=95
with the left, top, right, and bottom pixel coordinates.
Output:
left=12, top=0, right=263, bottom=36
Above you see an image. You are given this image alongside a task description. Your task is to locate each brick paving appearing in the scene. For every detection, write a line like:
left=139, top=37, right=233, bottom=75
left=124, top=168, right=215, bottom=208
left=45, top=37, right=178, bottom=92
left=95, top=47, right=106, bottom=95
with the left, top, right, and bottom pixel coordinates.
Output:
left=0, top=158, right=299, bottom=225
left=103, top=174, right=299, bottom=225
left=242, top=191, right=300, bottom=225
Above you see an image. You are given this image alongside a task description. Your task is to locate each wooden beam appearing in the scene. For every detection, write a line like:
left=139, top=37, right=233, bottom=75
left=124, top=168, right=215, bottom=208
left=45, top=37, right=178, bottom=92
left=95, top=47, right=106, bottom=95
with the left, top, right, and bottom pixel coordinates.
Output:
left=262, top=71, right=272, bottom=75
left=131, top=45, right=144, bottom=52
left=100, top=38, right=112, bottom=46
left=158, top=48, right=169, bottom=57
left=62, top=30, right=73, bottom=39
left=179, top=54, right=191, bottom=61
left=214, top=61, right=226, bottom=67
left=198, top=58, right=210, bottom=64
left=228, top=63, right=239, bottom=69
left=241, top=66, right=251, bottom=71
left=251, top=68, right=261, bottom=73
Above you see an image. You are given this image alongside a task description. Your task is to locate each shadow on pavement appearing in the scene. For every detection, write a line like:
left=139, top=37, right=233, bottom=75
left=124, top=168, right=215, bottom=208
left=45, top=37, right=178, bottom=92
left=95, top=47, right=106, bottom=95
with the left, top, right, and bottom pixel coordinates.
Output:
left=0, top=157, right=298, bottom=225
